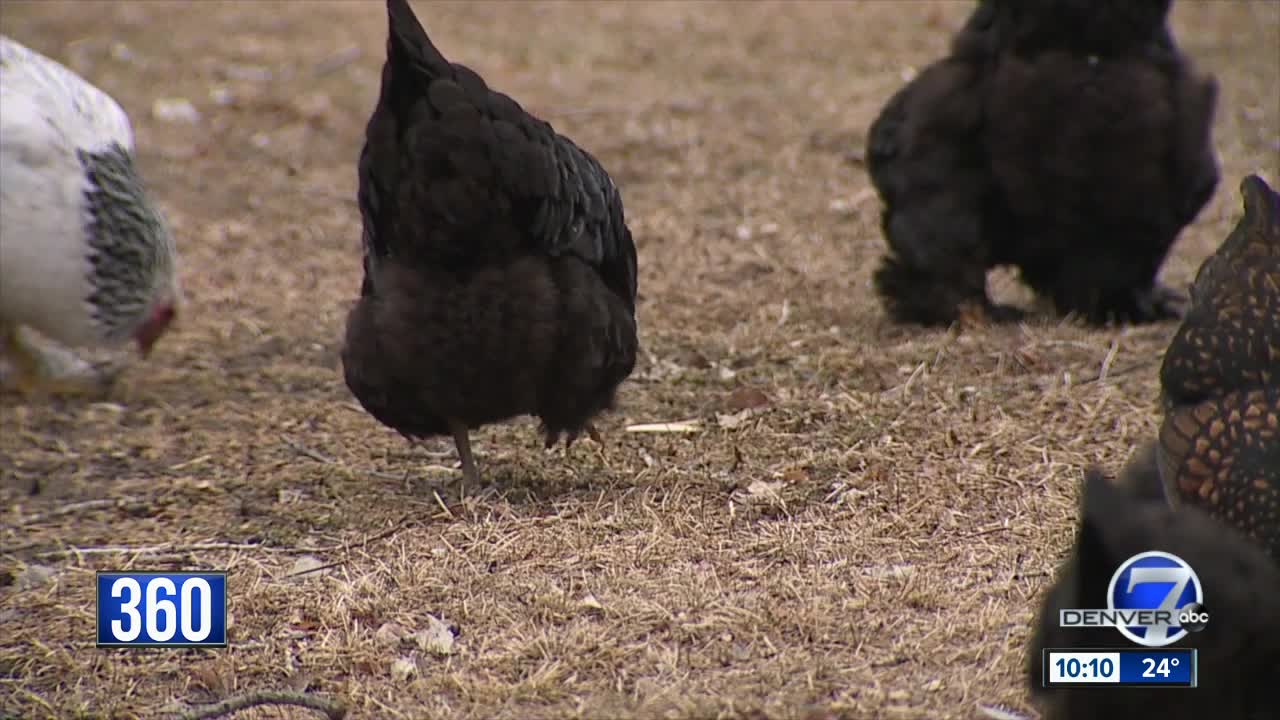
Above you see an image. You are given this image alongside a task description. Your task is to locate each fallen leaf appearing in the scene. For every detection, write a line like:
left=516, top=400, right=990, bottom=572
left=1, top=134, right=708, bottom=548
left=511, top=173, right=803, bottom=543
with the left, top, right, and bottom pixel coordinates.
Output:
left=286, top=671, right=314, bottom=692
left=190, top=666, right=225, bottom=694
left=390, top=656, right=417, bottom=682
left=782, top=467, right=809, bottom=484
left=374, top=622, right=407, bottom=646
left=678, top=349, right=712, bottom=369
left=286, top=555, right=328, bottom=579
left=717, top=407, right=762, bottom=430
left=14, top=564, right=56, bottom=590
left=977, top=705, right=1032, bottom=720
left=411, top=615, right=455, bottom=656
left=745, top=480, right=784, bottom=499
left=725, top=387, right=770, bottom=412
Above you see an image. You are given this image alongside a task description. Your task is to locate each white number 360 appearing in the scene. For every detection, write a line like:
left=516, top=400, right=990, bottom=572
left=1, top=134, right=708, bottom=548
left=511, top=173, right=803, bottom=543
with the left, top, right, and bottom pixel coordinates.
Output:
left=110, top=577, right=212, bottom=642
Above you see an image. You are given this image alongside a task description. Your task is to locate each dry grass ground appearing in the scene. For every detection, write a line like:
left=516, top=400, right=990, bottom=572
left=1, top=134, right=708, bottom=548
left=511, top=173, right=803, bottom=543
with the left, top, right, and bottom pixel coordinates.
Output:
left=1, top=1, right=1277, bottom=718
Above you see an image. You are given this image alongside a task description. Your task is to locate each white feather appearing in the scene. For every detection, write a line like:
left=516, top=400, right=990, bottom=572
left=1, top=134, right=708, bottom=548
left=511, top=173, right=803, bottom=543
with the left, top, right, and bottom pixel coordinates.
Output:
left=0, top=35, right=139, bottom=347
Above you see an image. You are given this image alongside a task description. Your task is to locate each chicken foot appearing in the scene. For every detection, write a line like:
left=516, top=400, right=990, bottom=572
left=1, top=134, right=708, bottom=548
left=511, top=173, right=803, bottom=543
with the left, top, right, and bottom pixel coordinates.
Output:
left=0, top=325, right=120, bottom=397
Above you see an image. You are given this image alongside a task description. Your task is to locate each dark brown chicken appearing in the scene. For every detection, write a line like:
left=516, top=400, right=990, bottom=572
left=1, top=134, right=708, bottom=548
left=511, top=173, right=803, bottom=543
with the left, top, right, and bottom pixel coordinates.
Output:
left=1027, top=176, right=1280, bottom=719
left=1156, top=174, right=1279, bottom=558
left=342, top=0, right=639, bottom=488
left=1028, top=457, right=1280, bottom=720
left=867, top=0, right=1219, bottom=326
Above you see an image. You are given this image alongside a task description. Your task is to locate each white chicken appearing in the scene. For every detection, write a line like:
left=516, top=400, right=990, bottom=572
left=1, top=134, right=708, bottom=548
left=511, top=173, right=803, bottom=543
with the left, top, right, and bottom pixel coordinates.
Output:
left=0, top=35, right=179, bottom=396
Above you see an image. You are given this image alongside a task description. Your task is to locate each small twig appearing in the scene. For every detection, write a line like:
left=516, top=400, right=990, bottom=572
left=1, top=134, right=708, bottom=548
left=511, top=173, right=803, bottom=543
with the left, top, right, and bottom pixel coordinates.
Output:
left=953, top=526, right=1013, bottom=540
left=7, top=497, right=138, bottom=528
left=279, top=509, right=419, bottom=576
left=354, top=515, right=415, bottom=548
left=1097, top=340, right=1120, bottom=383
left=0, top=540, right=44, bottom=556
left=11, top=686, right=56, bottom=716
left=625, top=419, right=703, bottom=433
left=279, top=560, right=346, bottom=580
left=283, top=436, right=335, bottom=465
left=171, top=689, right=346, bottom=720
left=285, top=514, right=416, bottom=559
left=1081, top=357, right=1157, bottom=385
left=431, top=489, right=453, bottom=518
left=34, top=542, right=269, bottom=560
left=284, top=436, right=413, bottom=481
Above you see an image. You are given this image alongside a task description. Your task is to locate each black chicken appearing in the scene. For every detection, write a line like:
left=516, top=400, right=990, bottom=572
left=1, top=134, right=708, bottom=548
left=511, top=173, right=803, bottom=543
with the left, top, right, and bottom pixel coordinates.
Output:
left=867, top=0, right=1219, bottom=326
left=1027, top=456, right=1280, bottom=720
left=342, top=0, right=639, bottom=488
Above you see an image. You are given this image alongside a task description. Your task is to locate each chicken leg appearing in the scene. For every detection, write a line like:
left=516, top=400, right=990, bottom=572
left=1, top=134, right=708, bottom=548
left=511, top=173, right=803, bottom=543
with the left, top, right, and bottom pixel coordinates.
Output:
left=1, top=324, right=119, bottom=397
left=448, top=419, right=480, bottom=492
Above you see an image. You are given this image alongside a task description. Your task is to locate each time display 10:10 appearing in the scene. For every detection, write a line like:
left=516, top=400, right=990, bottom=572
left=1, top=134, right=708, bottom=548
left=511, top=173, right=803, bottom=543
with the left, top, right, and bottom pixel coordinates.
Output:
left=1047, top=651, right=1121, bottom=683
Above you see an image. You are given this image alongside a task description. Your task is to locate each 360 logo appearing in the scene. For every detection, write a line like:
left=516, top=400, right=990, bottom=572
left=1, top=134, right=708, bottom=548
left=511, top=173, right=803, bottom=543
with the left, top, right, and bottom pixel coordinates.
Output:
left=1059, top=551, right=1209, bottom=648
left=96, top=572, right=227, bottom=647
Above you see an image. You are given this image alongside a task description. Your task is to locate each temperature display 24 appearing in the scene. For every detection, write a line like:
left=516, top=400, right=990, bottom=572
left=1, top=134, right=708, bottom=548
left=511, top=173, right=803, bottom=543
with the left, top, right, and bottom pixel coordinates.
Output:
left=1042, top=648, right=1197, bottom=688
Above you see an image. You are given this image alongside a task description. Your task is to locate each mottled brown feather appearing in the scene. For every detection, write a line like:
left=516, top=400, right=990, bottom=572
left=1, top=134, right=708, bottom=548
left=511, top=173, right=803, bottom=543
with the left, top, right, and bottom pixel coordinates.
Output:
left=1155, top=174, right=1280, bottom=558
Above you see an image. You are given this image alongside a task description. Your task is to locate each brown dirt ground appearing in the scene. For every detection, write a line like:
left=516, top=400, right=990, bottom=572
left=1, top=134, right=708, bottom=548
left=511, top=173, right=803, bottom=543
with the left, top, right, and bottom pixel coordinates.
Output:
left=1, top=1, right=1277, bottom=719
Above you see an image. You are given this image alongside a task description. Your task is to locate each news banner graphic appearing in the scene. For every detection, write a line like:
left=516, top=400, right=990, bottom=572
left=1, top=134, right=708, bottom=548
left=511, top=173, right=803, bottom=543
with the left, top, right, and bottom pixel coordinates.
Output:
left=1043, top=551, right=1208, bottom=689
left=1042, top=648, right=1198, bottom=688
left=96, top=572, right=227, bottom=647
left=1058, top=550, right=1208, bottom=647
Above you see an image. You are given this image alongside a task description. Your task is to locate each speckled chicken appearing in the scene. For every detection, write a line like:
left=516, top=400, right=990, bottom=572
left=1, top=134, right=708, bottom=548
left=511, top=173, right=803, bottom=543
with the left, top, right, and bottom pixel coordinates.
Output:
left=1028, top=456, right=1280, bottom=720
left=0, top=36, right=179, bottom=396
left=1156, top=174, right=1279, bottom=558
left=866, top=0, right=1219, bottom=326
left=341, top=0, right=639, bottom=488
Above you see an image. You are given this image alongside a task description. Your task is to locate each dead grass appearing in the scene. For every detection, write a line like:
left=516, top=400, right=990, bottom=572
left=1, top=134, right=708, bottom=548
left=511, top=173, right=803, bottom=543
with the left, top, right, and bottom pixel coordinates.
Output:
left=1, top=1, right=1278, bottom=719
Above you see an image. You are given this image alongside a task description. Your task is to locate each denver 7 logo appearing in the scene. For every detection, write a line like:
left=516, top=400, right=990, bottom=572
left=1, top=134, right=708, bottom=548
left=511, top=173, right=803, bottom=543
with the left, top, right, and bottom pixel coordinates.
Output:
left=1108, top=552, right=1205, bottom=647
